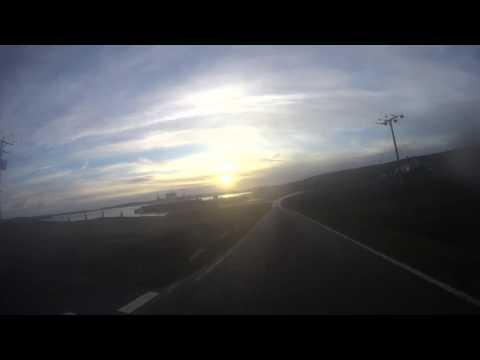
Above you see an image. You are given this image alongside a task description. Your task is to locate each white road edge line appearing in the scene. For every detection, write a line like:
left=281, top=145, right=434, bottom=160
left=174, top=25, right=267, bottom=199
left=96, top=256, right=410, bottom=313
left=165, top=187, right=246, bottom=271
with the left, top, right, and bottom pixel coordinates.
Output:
left=278, top=191, right=480, bottom=309
left=118, top=291, right=159, bottom=314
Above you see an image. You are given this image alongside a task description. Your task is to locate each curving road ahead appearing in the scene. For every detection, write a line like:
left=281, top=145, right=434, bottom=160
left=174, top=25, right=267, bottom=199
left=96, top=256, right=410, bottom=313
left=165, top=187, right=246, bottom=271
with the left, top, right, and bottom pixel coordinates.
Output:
left=139, top=193, right=480, bottom=315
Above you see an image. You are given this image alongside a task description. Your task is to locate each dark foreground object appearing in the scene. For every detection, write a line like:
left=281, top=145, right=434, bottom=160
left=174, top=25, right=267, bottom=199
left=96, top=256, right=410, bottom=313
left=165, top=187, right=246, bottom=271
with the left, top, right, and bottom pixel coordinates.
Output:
left=0, top=202, right=270, bottom=314
left=285, top=145, right=480, bottom=301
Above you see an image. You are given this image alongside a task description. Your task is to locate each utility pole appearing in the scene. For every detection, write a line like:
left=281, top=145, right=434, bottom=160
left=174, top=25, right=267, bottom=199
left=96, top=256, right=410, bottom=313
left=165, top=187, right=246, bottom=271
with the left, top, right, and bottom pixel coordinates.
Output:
left=0, top=136, right=14, bottom=221
left=377, top=114, right=404, bottom=162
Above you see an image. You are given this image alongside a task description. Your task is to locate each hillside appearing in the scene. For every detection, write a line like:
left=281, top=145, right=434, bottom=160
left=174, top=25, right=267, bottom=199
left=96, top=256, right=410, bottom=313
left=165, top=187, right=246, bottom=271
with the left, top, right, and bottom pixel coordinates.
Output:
left=283, top=144, right=480, bottom=299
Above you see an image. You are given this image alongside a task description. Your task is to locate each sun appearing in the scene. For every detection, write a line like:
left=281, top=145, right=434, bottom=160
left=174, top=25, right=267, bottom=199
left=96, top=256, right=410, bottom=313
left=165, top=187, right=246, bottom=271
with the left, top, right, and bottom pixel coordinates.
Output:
left=219, top=174, right=231, bottom=185
left=218, top=174, right=236, bottom=189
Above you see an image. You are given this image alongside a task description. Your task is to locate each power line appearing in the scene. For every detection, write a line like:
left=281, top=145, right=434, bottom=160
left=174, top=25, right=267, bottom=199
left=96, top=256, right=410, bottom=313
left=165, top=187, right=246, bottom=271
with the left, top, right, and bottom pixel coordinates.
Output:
left=377, top=113, right=404, bottom=162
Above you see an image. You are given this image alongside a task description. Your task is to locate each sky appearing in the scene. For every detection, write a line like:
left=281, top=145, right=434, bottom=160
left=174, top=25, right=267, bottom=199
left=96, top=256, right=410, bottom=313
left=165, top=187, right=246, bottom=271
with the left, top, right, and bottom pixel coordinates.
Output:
left=1, top=45, right=480, bottom=218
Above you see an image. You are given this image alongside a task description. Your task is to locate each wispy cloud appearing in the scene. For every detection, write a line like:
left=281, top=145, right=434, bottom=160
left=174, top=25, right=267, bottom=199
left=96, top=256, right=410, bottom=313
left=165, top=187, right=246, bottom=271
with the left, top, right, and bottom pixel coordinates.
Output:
left=2, top=45, right=480, bottom=217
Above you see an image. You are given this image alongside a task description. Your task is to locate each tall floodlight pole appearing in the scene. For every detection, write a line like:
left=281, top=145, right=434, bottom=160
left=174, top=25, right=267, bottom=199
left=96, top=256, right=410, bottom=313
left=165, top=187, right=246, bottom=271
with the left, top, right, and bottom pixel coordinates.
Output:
left=377, top=114, right=404, bottom=162
left=0, top=136, right=14, bottom=221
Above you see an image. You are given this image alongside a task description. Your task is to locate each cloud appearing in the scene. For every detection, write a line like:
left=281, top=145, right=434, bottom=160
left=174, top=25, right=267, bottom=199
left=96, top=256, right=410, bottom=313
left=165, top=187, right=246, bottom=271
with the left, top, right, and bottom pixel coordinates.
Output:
left=2, top=45, right=480, bottom=217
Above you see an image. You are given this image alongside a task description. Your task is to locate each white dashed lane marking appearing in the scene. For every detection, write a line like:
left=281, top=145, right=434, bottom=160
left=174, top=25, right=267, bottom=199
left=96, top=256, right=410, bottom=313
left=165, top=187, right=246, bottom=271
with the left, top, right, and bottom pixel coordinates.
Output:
left=189, top=248, right=206, bottom=262
left=118, top=291, right=159, bottom=314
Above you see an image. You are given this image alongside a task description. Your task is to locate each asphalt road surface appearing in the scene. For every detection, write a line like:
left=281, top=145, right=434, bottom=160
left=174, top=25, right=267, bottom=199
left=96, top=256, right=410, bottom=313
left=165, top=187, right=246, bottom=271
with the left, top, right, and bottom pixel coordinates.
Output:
left=138, top=193, right=480, bottom=315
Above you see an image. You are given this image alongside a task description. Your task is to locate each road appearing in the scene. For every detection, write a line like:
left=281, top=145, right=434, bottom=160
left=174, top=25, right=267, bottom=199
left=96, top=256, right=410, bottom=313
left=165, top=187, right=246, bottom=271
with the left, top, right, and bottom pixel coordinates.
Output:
left=137, top=192, right=480, bottom=314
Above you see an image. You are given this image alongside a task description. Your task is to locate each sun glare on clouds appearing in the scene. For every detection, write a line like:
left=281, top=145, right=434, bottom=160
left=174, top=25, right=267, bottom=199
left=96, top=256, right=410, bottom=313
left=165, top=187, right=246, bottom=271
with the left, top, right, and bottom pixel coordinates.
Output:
left=218, top=174, right=234, bottom=188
